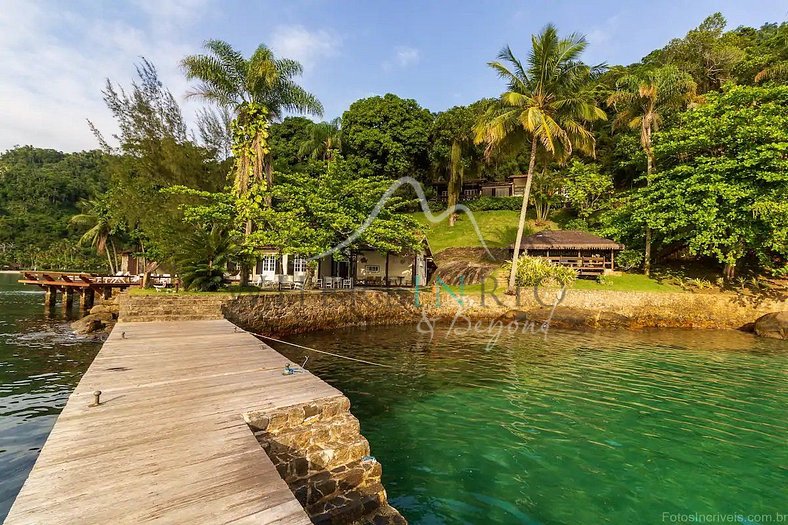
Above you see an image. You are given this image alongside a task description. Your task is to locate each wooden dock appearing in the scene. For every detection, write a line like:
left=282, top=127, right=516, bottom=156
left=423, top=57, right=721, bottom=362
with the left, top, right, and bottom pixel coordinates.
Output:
left=19, top=271, right=140, bottom=310
left=3, top=319, right=343, bottom=524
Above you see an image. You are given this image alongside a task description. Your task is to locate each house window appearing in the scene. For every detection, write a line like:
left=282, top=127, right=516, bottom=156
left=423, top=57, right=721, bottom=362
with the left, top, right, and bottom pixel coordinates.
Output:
left=293, top=257, right=307, bottom=273
left=366, top=265, right=381, bottom=274
left=262, top=255, right=277, bottom=273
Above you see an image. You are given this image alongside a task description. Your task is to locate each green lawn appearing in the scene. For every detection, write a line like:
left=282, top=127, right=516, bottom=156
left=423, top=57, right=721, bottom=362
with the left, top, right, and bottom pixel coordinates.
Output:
left=571, top=272, right=683, bottom=293
left=438, top=269, right=683, bottom=296
left=412, top=210, right=556, bottom=253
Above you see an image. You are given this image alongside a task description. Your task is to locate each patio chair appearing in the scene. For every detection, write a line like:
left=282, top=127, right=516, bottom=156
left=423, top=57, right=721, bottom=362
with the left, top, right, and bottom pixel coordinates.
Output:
left=324, top=278, right=334, bottom=289
left=316, top=278, right=323, bottom=289
left=342, top=278, right=353, bottom=289
left=253, top=274, right=263, bottom=287
left=293, top=280, right=305, bottom=291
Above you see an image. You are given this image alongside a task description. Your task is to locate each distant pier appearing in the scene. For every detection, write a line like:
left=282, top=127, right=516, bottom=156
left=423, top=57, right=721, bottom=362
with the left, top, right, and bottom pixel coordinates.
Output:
left=18, top=271, right=138, bottom=311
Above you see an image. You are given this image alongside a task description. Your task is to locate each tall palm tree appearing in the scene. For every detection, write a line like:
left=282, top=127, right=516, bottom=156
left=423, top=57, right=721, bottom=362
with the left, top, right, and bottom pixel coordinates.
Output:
left=181, top=40, right=323, bottom=285
left=607, top=66, right=696, bottom=275
left=298, top=118, right=342, bottom=161
left=475, top=25, right=606, bottom=293
left=71, top=198, right=118, bottom=274
left=181, top=40, right=323, bottom=194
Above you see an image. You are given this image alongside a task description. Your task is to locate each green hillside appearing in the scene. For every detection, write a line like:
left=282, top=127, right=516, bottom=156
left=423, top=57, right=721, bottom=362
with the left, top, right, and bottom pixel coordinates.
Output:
left=411, top=210, right=561, bottom=254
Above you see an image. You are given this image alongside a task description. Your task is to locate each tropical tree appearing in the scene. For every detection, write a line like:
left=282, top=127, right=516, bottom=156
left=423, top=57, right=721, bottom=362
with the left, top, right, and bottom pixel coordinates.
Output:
left=181, top=40, right=323, bottom=193
left=474, top=25, right=607, bottom=293
left=178, top=224, right=238, bottom=291
left=181, top=40, right=323, bottom=284
left=641, top=84, right=788, bottom=279
left=429, top=106, right=483, bottom=225
left=606, top=65, right=696, bottom=274
left=298, top=118, right=342, bottom=161
left=70, top=197, right=118, bottom=274
left=342, top=94, right=433, bottom=181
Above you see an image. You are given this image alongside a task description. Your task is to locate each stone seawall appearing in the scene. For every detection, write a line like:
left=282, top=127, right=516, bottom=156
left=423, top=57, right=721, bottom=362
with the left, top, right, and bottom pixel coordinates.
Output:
left=222, top=288, right=786, bottom=335
left=118, top=288, right=786, bottom=335
left=245, top=396, right=405, bottom=524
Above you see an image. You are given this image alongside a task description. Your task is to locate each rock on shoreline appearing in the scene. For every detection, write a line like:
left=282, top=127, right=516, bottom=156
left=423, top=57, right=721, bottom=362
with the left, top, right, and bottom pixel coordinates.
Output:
left=71, top=295, right=120, bottom=335
left=753, top=311, right=788, bottom=340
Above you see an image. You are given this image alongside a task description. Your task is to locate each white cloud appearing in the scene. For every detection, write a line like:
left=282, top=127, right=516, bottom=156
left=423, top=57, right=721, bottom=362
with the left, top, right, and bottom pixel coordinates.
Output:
left=0, top=0, right=210, bottom=152
left=382, top=45, right=420, bottom=71
left=270, top=25, right=341, bottom=72
left=395, top=46, right=420, bottom=67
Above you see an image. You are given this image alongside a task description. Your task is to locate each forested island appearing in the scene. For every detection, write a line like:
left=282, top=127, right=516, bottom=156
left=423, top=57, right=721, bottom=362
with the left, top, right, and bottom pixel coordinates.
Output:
left=1, top=13, right=785, bottom=290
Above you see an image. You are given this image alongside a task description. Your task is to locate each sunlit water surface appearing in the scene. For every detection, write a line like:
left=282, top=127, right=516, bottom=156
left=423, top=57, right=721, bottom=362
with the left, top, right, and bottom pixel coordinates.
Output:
left=0, top=273, right=100, bottom=519
left=271, top=322, right=787, bottom=524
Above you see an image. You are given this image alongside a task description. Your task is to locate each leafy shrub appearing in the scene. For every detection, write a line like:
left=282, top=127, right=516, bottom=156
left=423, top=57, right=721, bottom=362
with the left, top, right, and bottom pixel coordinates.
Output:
left=682, top=277, right=715, bottom=291
left=767, top=264, right=788, bottom=278
left=616, top=249, right=643, bottom=271
left=466, top=196, right=522, bottom=211
left=178, top=225, right=237, bottom=292
left=504, top=256, right=577, bottom=288
left=563, top=218, right=590, bottom=231
left=596, top=274, right=613, bottom=286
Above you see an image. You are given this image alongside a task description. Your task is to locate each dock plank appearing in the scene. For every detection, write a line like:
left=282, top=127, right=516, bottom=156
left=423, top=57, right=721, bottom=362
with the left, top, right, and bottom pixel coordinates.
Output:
left=3, top=319, right=333, bottom=524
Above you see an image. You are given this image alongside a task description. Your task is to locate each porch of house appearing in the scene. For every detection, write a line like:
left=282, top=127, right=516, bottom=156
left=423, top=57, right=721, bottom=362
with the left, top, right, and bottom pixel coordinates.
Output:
left=249, top=248, right=435, bottom=289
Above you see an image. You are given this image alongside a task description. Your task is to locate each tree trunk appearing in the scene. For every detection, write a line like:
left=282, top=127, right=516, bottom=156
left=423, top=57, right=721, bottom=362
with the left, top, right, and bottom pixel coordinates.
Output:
left=239, top=219, right=252, bottom=287
left=643, top=123, right=654, bottom=277
left=723, top=262, right=736, bottom=281
left=507, top=140, right=538, bottom=294
left=105, top=246, right=115, bottom=275
left=447, top=140, right=462, bottom=227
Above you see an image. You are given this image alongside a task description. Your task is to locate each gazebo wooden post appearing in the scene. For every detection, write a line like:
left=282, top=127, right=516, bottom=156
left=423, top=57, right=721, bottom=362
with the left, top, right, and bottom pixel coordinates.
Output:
left=610, top=248, right=615, bottom=270
left=384, top=252, right=390, bottom=288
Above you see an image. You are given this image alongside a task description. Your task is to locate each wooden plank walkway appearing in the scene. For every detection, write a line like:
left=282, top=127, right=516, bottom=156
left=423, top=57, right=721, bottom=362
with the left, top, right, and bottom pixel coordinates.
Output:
left=4, top=319, right=343, bottom=524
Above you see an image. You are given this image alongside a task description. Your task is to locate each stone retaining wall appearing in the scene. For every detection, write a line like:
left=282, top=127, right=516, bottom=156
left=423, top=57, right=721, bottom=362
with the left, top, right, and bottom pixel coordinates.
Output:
left=118, top=288, right=786, bottom=334
left=245, top=396, right=406, bottom=525
left=223, top=287, right=786, bottom=335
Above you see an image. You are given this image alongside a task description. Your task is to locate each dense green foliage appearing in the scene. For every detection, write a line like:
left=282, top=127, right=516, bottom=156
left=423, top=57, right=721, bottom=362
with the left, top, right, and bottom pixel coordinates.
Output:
left=641, top=85, right=788, bottom=276
left=504, top=256, right=578, bottom=288
left=0, top=147, right=108, bottom=269
left=341, top=94, right=433, bottom=181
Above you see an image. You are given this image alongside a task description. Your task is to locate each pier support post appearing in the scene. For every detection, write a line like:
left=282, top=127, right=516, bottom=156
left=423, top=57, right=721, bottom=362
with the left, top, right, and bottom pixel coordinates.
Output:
left=63, top=288, right=74, bottom=310
left=44, top=287, right=57, bottom=309
left=79, top=289, right=95, bottom=311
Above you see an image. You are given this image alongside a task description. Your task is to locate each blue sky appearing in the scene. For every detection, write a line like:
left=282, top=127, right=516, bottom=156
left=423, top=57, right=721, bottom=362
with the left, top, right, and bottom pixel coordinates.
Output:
left=1, top=0, right=786, bottom=152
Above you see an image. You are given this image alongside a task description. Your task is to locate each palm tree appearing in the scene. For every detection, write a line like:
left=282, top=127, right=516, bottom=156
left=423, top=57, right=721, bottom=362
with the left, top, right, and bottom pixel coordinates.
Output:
left=181, top=40, right=323, bottom=285
left=181, top=40, right=323, bottom=193
left=71, top=198, right=118, bottom=274
left=475, top=25, right=607, bottom=293
left=298, top=118, right=342, bottom=161
left=607, top=66, right=696, bottom=275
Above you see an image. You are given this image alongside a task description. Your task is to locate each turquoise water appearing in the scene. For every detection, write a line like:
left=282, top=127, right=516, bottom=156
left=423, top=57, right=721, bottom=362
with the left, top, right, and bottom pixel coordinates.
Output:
left=272, top=324, right=787, bottom=524
left=0, top=273, right=101, bottom=519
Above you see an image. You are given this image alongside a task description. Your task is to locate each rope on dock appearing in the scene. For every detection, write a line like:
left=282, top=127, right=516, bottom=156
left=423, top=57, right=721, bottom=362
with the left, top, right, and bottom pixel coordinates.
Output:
left=249, top=332, right=394, bottom=369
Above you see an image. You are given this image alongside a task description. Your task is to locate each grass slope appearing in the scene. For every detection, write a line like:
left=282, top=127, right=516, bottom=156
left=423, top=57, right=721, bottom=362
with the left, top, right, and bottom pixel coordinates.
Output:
left=412, top=210, right=557, bottom=254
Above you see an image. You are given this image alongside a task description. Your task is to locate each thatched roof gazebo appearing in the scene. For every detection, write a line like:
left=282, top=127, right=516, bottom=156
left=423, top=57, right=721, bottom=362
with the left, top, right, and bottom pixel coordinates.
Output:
left=511, top=230, right=625, bottom=276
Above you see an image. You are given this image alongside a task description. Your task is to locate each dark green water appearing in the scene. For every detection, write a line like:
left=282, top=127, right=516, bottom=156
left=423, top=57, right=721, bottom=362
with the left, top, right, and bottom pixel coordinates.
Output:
left=271, top=323, right=787, bottom=524
left=0, top=273, right=101, bottom=519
